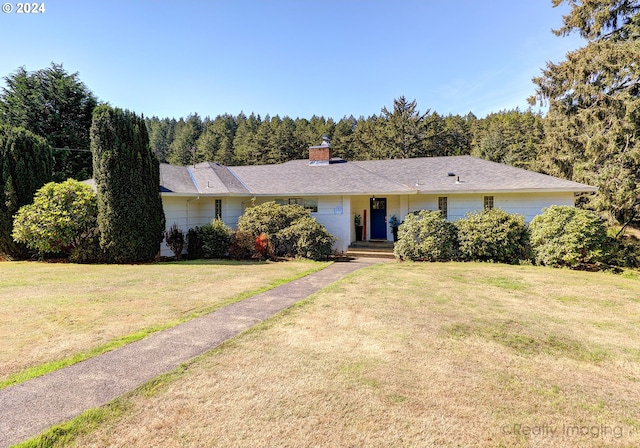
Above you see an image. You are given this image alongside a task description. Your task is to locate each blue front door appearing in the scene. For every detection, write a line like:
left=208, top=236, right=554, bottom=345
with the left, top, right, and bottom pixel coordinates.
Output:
left=370, top=198, right=387, bottom=240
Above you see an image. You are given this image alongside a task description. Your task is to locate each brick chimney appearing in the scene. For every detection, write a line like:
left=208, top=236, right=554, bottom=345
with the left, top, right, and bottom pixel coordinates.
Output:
left=308, top=135, right=332, bottom=165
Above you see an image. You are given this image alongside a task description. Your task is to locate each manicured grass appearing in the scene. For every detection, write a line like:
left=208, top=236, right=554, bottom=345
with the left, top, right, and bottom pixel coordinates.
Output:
left=0, top=259, right=328, bottom=387
left=25, top=262, right=640, bottom=448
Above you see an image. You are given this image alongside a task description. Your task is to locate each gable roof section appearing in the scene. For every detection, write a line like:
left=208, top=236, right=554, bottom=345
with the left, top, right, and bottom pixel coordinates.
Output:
left=159, top=164, right=199, bottom=194
left=159, top=156, right=597, bottom=196
left=160, top=162, right=249, bottom=195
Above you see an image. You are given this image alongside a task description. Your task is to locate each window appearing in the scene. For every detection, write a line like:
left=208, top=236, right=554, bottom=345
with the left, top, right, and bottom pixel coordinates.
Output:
left=438, top=196, right=448, bottom=219
left=484, top=196, right=494, bottom=210
left=276, top=197, right=318, bottom=213
left=215, top=199, right=222, bottom=219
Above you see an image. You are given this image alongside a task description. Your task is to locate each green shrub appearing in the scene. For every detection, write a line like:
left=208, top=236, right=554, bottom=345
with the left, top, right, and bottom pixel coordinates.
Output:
left=276, top=215, right=336, bottom=260
left=69, top=226, right=106, bottom=264
left=12, top=179, right=98, bottom=258
left=165, top=223, right=185, bottom=260
left=393, top=210, right=458, bottom=261
left=186, top=227, right=203, bottom=259
left=236, top=202, right=335, bottom=259
left=529, top=206, right=609, bottom=268
left=603, top=233, right=640, bottom=268
left=199, top=218, right=232, bottom=259
left=456, top=209, right=528, bottom=263
left=228, top=229, right=258, bottom=260
left=237, top=202, right=308, bottom=236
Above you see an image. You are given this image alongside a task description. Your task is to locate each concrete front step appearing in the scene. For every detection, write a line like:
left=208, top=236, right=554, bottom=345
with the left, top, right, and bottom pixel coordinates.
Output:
left=346, top=241, right=396, bottom=259
left=349, top=241, right=395, bottom=249
left=346, top=250, right=396, bottom=259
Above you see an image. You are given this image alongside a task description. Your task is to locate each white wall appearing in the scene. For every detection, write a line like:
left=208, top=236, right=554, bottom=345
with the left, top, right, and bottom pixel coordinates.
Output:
left=408, top=192, right=576, bottom=222
left=313, top=196, right=350, bottom=253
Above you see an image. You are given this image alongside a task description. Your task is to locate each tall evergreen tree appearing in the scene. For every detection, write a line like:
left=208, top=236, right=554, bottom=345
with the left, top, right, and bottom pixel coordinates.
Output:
left=91, top=106, right=165, bottom=262
left=530, top=0, right=640, bottom=225
left=376, top=96, right=429, bottom=159
left=352, top=115, right=380, bottom=160
left=470, top=109, right=544, bottom=169
left=233, top=113, right=262, bottom=165
left=441, top=113, right=474, bottom=156
left=0, top=63, right=97, bottom=180
left=331, top=116, right=357, bottom=160
left=147, top=116, right=175, bottom=163
left=167, top=113, right=202, bottom=165
left=0, top=125, right=52, bottom=259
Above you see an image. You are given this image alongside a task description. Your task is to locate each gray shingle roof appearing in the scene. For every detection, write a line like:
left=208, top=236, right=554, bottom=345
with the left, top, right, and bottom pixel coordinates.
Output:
left=353, top=156, right=597, bottom=193
left=230, top=160, right=414, bottom=195
left=159, top=156, right=597, bottom=196
left=160, top=162, right=249, bottom=195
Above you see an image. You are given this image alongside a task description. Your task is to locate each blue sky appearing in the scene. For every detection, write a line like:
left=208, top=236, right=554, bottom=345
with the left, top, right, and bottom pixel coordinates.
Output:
left=0, top=0, right=584, bottom=120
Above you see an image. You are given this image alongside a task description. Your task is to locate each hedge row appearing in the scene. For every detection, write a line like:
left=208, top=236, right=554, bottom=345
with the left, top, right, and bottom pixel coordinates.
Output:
left=394, top=206, right=639, bottom=270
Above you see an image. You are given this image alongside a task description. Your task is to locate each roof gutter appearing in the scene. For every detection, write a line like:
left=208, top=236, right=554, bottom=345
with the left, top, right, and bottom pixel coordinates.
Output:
left=416, top=188, right=598, bottom=195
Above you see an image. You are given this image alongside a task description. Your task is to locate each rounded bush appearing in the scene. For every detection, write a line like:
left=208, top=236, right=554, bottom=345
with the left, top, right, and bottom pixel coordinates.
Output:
left=236, top=202, right=335, bottom=260
left=228, top=229, right=258, bottom=260
left=12, top=179, right=98, bottom=258
left=456, top=208, right=527, bottom=263
left=277, top=215, right=336, bottom=260
left=199, top=218, right=232, bottom=259
left=529, top=205, right=608, bottom=268
left=393, top=210, right=458, bottom=261
left=237, top=201, right=308, bottom=240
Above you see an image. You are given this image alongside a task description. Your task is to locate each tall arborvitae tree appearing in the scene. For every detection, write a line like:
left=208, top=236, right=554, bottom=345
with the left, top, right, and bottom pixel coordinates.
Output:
left=91, top=106, right=165, bottom=263
left=0, top=63, right=97, bottom=181
left=530, top=0, right=640, bottom=226
left=0, top=125, right=52, bottom=259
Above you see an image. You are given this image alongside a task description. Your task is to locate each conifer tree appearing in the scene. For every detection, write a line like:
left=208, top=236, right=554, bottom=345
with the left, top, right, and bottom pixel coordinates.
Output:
left=530, top=0, right=640, bottom=225
left=376, top=96, right=429, bottom=159
left=91, top=106, right=165, bottom=262
left=0, top=125, right=52, bottom=259
left=0, top=63, right=97, bottom=180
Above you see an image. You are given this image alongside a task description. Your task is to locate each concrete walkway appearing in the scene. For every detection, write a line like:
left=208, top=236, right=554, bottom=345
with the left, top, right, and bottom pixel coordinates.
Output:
left=0, top=258, right=383, bottom=447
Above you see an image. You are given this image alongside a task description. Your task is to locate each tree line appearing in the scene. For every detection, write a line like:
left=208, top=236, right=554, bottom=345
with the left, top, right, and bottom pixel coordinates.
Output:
left=145, top=98, right=544, bottom=170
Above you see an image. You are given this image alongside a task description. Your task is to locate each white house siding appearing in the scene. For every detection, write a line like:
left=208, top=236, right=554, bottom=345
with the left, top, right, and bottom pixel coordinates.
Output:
left=160, top=196, right=246, bottom=257
left=221, top=197, right=245, bottom=228
left=408, top=192, right=576, bottom=222
left=493, top=192, right=575, bottom=222
left=161, top=191, right=577, bottom=257
left=313, top=196, right=350, bottom=253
